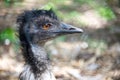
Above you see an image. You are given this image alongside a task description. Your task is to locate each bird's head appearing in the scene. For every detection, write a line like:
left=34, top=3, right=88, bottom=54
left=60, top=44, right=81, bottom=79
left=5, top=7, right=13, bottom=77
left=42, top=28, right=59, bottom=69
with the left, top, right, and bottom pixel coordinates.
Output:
left=17, top=9, right=83, bottom=45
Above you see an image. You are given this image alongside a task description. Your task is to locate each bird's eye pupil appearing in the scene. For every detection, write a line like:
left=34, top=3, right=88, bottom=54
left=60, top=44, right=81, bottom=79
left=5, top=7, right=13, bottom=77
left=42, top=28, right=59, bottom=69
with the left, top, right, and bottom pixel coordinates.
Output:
left=43, top=23, right=52, bottom=30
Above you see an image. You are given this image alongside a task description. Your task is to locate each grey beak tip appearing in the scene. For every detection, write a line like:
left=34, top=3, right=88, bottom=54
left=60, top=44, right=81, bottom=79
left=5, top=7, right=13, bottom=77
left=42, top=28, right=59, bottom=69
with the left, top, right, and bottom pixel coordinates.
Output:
left=74, top=27, right=84, bottom=33
left=80, top=29, right=84, bottom=33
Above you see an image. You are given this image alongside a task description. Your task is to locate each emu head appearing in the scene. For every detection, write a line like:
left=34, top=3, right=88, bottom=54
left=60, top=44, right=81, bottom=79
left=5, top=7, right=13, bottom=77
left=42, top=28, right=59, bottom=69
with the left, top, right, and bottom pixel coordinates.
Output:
left=17, top=9, right=83, bottom=45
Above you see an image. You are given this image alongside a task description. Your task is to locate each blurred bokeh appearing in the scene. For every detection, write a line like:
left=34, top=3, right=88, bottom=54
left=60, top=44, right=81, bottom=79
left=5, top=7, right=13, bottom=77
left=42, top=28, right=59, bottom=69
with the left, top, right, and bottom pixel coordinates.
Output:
left=0, top=0, right=120, bottom=80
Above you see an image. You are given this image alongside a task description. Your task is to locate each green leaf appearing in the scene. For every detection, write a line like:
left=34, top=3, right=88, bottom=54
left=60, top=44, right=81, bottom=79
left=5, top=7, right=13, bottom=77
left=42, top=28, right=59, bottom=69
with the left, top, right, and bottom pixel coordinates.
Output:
left=97, top=7, right=116, bottom=20
left=41, top=2, right=55, bottom=10
left=0, top=28, right=16, bottom=43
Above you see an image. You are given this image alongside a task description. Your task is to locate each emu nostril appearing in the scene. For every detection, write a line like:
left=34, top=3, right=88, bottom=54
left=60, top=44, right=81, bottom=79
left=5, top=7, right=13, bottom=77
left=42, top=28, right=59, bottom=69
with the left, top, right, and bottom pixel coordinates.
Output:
left=69, top=28, right=75, bottom=30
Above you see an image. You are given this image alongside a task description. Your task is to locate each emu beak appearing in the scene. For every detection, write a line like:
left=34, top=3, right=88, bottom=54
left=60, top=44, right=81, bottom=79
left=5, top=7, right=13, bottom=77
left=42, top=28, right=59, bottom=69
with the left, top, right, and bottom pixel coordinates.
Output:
left=54, top=23, right=83, bottom=34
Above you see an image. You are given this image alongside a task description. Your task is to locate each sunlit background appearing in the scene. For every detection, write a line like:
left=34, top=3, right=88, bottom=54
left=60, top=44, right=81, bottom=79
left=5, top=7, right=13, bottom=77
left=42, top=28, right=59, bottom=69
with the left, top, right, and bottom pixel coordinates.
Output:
left=0, top=0, right=120, bottom=80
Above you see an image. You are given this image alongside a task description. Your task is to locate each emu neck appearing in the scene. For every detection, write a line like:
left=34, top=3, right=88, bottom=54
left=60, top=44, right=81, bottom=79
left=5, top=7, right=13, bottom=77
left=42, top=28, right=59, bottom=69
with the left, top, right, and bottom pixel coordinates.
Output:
left=22, top=41, right=50, bottom=74
left=20, top=42, right=56, bottom=80
left=31, top=44, right=46, bottom=57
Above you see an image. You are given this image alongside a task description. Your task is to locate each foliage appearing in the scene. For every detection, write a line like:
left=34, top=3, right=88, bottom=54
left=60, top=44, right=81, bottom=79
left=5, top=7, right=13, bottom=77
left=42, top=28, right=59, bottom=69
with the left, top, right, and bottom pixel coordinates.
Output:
left=3, top=0, right=22, bottom=7
left=43, top=0, right=116, bottom=26
left=41, top=2, right=56, bottom=10
left=0, top=28, right=17, bottom=44
left=97, top=7, right=116, bottom=20
left=74, top=0, right=94, bottom=5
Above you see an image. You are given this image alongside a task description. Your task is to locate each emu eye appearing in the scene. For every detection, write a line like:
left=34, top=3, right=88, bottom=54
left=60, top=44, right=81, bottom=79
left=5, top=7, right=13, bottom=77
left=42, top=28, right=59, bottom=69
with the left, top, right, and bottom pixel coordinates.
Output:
left=43, top=23, right=52, bottom=30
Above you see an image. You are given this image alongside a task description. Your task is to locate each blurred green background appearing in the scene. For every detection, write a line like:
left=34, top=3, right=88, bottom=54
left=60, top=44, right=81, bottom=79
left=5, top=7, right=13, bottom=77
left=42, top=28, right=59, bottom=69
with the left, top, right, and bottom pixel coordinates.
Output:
left=0, top=0, right=120, bottom=80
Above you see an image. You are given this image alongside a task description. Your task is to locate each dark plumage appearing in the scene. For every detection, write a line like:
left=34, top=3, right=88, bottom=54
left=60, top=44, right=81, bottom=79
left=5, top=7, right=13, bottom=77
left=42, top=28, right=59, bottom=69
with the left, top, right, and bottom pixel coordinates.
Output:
left=17, top=9, right=83, bottom=80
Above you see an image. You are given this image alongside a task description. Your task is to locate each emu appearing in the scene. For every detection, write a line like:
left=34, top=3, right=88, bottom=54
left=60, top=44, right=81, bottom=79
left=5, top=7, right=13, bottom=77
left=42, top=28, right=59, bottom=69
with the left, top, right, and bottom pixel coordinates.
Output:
left=17, top=9, right=83, bottom=80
